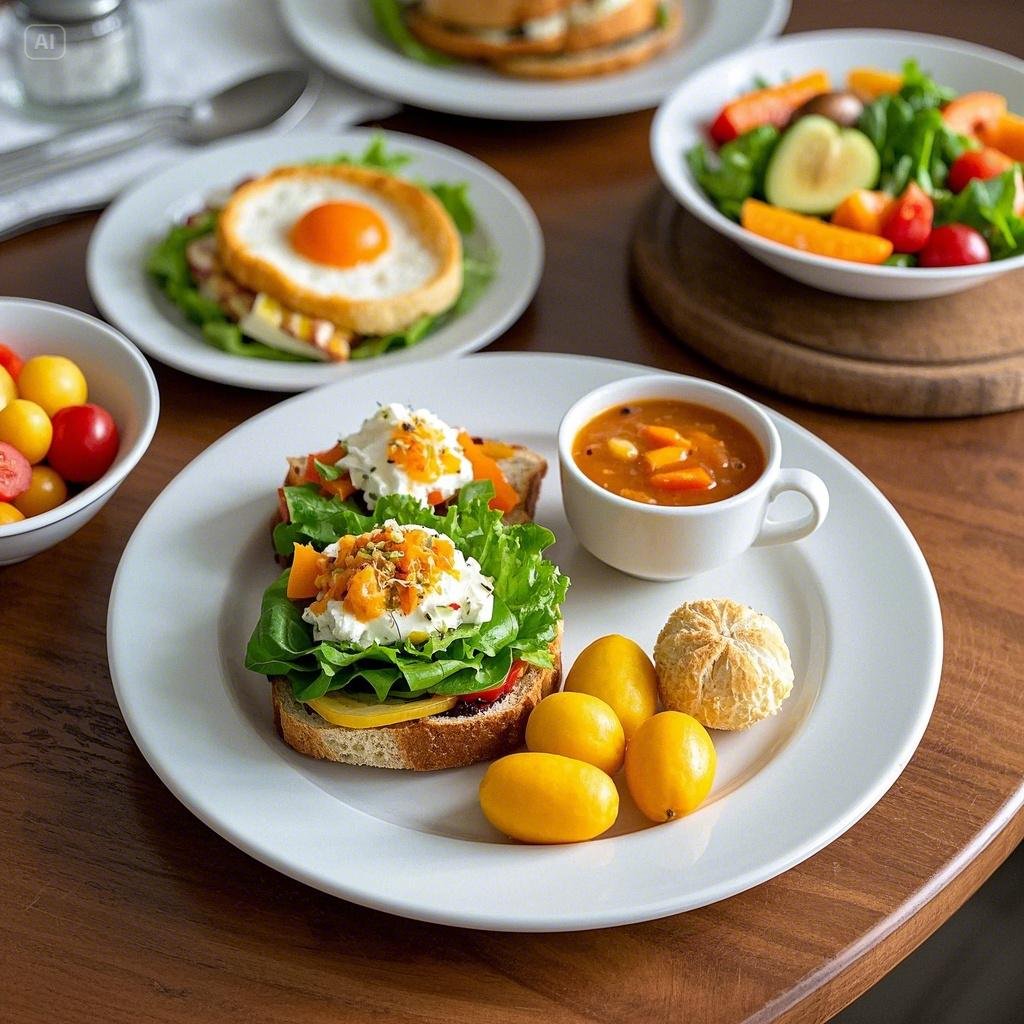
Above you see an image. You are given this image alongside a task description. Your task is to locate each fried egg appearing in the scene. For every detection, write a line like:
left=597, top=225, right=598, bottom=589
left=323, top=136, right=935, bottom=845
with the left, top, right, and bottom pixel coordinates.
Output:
left=216, top=165, right=463, bottom=335
left=302, top=521, right=494, bottom=649
left=339, top=403, right=473, bottom=510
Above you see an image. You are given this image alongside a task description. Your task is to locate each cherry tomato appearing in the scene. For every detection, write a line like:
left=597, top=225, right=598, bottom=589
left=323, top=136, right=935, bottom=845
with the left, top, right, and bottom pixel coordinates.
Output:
left=47, top=403, right=119, bottom=483
left=0, top=502, right=25, bottom=525
left=459, top=660, right=526, bottom=705
left=17, top=355, right=87, bottom=418
left=0, top=399, right=52, bottom=464
left=13, top=465, right=67, bottom=518
left=882, top=182, right=934, bottom=253
left=0, top=366, right=17, bottom=411
left=919, top=224, right=991, bottom=267
left=0, top=343, right=23, bottom=381
left=0, top=441, right=32, bottom=501
left=947, top=147, right=1013, bottom=193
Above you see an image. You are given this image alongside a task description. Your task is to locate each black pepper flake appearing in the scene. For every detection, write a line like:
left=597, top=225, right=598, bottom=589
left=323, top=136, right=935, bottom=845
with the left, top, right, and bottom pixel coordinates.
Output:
left=620, top=406, right=632, bottom=415
left=585, top=447, right=594, bottom=455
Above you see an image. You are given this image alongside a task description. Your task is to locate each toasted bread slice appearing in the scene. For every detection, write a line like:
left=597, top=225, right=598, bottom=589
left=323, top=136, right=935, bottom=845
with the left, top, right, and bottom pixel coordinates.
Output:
left=420, top=0, right=573, bottom=30
left=407, top=8, right=566, bottom=59
left=271, top=638, right=562, bottom=770
left=496, top=1, right=681, bottom=78
left=281, top=438, right=547, bottom=526
left=563, top=0, right=658, bottom=53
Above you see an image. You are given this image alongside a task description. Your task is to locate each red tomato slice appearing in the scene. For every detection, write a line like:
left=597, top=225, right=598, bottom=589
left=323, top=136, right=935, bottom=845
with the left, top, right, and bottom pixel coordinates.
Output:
left=882, top=182, right=934, bottom=253
left=0, top=441, right=32, bottom=502
left=459, top=660, right=527, bottom=705
left=47, top=403, right=119, bottom=484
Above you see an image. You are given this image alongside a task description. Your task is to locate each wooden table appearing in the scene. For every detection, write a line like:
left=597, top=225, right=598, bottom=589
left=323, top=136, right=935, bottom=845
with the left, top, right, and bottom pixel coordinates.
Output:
left=3, top=3, right=1022, bottom=1022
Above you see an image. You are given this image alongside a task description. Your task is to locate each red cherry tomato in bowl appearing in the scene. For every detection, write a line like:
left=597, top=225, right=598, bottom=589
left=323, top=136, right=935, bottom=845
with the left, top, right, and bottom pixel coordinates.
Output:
left=0, top=441, right=32, bottom=502
left=947, top=147, right=1013, bottom=193
left=0, top=344, right=23, bottom=381
left=919, top=224, right=991, bottom=268
left=882, top=182, right=934, bottom=253
left=47, top=403, right=119, bottom=484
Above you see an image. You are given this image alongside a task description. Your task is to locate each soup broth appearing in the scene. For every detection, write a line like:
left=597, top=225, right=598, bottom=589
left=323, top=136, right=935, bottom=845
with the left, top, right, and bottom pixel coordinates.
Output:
left=572, top=399, right=766, bottom=507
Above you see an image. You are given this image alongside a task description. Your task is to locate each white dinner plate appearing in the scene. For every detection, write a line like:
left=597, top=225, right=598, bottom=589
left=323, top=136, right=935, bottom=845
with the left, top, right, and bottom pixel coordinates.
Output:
left=278, top=0, right=791, bottom=121
left=87, top=130, right=543, bottom=391
left=107, top=354, right=942, bottom=931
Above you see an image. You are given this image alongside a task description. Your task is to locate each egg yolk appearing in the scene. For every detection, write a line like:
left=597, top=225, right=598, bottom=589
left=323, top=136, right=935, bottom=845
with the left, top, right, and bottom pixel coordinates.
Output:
left=289, top=201, right=389, bottom=268
left=310, top=527, right=457, bottom=623
left=388, top=418, right=463, bottom=485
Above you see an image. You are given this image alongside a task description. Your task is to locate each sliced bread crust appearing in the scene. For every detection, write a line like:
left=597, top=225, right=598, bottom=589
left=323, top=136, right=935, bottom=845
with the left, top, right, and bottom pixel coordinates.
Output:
left=420, top=0, right=573, bottom=30
left=406, top=9, right=566, bottom=59
left=272, top=640, right=561, bottom=770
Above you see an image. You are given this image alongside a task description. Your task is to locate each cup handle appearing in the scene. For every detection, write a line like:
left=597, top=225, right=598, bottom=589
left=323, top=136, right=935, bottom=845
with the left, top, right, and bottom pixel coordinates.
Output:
left=753, top=468, right=829, bottom=547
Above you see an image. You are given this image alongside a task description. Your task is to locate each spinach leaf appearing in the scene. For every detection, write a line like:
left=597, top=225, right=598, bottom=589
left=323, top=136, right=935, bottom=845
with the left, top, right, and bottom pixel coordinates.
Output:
left=686, top=125, right=780, bottom=220
left=935, top=167, right=1024, bottom=260
left=369, top=0, right=453, bottom=66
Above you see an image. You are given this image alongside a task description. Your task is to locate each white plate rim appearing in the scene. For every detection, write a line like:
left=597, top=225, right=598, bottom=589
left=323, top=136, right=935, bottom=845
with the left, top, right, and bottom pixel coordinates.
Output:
left=277, top=0, right=792, bottom=121
left=86, top=128, right=544, bottom=392
left=106, top=352, right=943, bottom=931
left=650, top=29, right=1024, bottom=280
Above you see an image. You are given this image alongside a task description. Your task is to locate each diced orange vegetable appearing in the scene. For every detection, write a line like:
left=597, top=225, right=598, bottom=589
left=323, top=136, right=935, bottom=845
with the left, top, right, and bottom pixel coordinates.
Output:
left=639, top=424, right=690, bottom=448
left=302, top=443, right=346, bottom=484
left=478, top=439, right=517, bottom=460
left=343, top=564, right=387, bottom=622
left=287, top=543, right=322, bottom=600
left=649, top=468, right=714, bottom=491
left=320, top=474, right=355, bottom=501
left=942, top=92, right=1008, bottom=136
left=457, top=431, right=518, bottom=513
left=642, top=446, right=691, bottom=473
left=710, top=70, right=831, bottom=143
left=978, top=112, right=1024, bottom=161
left=741, top=199, right=894, bottom=264
left=846, top=67, right=903, bottom=101
left=831, top=189, right=894, bottom=236
left=426, top=488, right=445, bottom=506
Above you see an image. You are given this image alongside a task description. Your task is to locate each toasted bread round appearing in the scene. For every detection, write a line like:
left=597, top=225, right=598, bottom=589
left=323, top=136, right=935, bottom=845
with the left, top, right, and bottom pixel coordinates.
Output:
left=217, top=165, right=462, bottom=336
left=407, top=8, right=567, bottom=59
left=496, top=1, right=682, bottom=78
left=420, top=0, right=573, bottom=30
left=564, top=0, right=658, bottom=53
left=272, top=641, right=562, bottom=770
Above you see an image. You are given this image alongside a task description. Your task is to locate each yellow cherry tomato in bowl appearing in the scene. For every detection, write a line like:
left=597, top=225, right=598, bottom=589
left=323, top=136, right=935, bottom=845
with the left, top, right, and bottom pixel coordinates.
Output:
left=0, top=501, right=25, bottom=524
left=526, top=691, right=626, bottom=776
left=564, top=634, right=658, bottom=740
left=17, top=355, right=87, bottom=418
left=0, top=366, right=17, bottom=411
left=625, top=711, right=716, bottom=824
left=0, top=398, right=52, bottom=464
left=13, top=465, right=68, bottom=518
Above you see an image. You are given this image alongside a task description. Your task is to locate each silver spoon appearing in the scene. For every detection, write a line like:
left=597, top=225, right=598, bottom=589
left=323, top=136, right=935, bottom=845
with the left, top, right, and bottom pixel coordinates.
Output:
left=0, top=65, right=320, bottom=196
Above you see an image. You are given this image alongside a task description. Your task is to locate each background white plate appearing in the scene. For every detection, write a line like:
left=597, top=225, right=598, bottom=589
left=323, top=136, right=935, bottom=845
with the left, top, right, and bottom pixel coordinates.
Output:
left=278, top=0, right=791, bottom=121
left=87, top=130, right=543, bottom=391
left=107, top=354, right=942, bottom=931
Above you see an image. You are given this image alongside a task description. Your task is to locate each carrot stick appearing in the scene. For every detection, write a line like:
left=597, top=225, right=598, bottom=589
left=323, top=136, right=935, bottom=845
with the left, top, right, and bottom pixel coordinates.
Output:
left=846, top=67, right=903, bottom=101
left=710, top=71, right=831, bottom=143
left=649, top=468, right=714, bottom=491
left=978, top=112, right=1024, bottom=161
left=741, top=199, right=894, bottom=264
left=457, top=431, right=519, bottom=513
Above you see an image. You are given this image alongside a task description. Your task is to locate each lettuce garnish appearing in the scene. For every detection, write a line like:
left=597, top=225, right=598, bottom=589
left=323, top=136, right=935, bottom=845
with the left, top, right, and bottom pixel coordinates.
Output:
left=146, top=137, right=496, bottom=362
left=245, top=481, right=568, bottom=703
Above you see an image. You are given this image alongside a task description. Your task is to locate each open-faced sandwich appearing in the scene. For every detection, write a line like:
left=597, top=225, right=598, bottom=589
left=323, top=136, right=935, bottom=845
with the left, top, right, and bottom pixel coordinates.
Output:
left=246, top=481, right=569, bottom=770
left=373, top=0, right=683, bottom=80
left=274, top=402, right=547, bottom=551
left=147, top=138, right=494, bottom=363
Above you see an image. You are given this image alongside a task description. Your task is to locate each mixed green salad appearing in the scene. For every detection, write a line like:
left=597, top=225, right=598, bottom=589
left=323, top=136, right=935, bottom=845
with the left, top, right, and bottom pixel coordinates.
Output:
left=147, top=138, right=496, bottom=362
left=246, top=481, right=568, bottom=702
left=687, top=60, right=1024, bottom=268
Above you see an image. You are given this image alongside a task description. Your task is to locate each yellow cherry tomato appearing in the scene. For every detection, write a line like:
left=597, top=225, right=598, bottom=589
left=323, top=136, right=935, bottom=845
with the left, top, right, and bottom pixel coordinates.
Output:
left=17, top=355, right=87, bottom=418
left=526, top=691, right=626, bottom=776
left=564, top=634, right=658, bottom=741
left=624, top=711, right=716, bottom=824
left=0, top=501, right=25, bottom=524
left=0, top=366, right=16, bottom=411
left=13, top=465, right=67, bottom=518
left=0, top=399, right=52, bottom=464
left=479, top=752, right=619, bottom=844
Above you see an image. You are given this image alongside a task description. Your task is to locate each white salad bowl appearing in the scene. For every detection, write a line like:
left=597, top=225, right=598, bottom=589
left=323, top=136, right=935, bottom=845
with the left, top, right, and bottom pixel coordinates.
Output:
left=651, top=30, right=1024, bottom=300
left=0, top=298, right=159, bottom=565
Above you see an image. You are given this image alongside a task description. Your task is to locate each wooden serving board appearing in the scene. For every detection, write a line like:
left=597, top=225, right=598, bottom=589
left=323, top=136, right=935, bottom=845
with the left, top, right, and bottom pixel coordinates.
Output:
left=631, top=189, right=1024, bottom=418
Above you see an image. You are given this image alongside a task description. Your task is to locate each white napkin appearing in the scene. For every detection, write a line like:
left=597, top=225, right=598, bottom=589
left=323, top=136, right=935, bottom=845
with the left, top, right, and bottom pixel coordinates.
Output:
left=0, top=0, right=398, bottom=236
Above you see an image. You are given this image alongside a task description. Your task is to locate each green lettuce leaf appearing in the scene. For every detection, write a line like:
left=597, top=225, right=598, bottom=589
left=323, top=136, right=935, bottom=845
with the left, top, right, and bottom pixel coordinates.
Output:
left=147, top=136, right=495, bottom=363
left=686, top=125, right=780, bottom=220
left=935, top=167, right=1024, bottom=260
left=369, top=0, right=453, bottom=67
left=247, top=481, right=568, bottom=702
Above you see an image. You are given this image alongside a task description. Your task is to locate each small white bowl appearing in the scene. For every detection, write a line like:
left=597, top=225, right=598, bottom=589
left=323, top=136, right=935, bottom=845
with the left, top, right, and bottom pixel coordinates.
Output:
left=0, top=298, right=159, bottom=565
left=651, top=30, right=1024, bottom=300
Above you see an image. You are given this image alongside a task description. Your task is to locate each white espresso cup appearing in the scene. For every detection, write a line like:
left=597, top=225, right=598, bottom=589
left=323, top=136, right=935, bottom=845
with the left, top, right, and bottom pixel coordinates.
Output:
left=557, top=374, right=829, bottom=580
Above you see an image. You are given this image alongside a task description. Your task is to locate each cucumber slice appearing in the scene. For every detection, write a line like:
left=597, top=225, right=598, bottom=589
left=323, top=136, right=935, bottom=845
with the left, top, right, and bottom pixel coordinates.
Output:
left=764, top=115, right=880, bottom=216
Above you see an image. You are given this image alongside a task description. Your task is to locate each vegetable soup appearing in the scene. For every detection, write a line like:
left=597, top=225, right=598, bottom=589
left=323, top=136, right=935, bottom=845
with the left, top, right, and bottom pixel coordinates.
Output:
left=572, top=399, right=766, bottom=507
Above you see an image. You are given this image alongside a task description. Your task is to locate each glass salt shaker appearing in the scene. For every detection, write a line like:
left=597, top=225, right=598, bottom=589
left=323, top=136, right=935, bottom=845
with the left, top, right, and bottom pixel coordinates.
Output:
left=9, top=0, right=142, bottom=118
